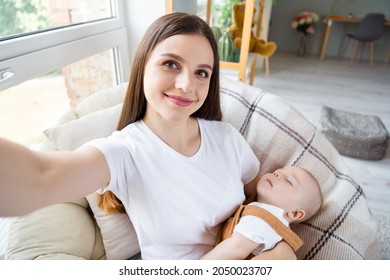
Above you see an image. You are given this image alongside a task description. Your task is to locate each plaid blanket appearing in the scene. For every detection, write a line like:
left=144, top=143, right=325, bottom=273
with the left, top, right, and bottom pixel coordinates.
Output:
left=220, top=77, right=379, bottom=259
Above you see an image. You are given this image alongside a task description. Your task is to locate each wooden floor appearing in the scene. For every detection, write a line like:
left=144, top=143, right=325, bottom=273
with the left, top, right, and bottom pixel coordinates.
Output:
left=253, top=51, right=390, bottom=216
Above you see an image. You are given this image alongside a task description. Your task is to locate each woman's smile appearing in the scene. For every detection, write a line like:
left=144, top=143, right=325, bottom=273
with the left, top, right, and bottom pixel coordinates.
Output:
left=165, top=94, right=195, bottom=107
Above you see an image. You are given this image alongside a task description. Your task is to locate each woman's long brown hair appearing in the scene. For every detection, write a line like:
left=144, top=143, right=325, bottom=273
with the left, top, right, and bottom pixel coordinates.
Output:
left=99, top=13, right=222, bottom=214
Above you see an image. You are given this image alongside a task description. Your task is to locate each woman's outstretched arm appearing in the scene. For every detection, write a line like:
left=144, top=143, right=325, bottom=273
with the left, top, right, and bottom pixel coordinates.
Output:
left=0, top=138, right=110, bottom=217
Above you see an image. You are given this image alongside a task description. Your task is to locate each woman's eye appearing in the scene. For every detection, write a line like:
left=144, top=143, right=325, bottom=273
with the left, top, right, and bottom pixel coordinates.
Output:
left=287, top=179, right=293, bottom=187
left=197, top=70, right=209, bottom=78
left=164, top=61, right=178, bottom=69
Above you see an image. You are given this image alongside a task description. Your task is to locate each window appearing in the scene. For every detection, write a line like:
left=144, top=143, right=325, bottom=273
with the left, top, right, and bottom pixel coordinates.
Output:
left=0, top=0, right=129, bottom=146
left=0, top=0, right=113, bottom=40
left=0, top=71, right=70, bottom=146
left=0, top=49, right=117, bottom=147
left=0, top=0, right=129, bottom=92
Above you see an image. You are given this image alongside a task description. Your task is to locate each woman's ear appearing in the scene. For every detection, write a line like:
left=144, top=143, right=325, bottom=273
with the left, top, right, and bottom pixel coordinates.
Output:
left=286, top=209, right=306, bottom=223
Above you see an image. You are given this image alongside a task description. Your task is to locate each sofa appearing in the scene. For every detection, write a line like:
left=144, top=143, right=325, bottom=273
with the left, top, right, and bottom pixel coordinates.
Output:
left=5, top=77, right=381, bottom=260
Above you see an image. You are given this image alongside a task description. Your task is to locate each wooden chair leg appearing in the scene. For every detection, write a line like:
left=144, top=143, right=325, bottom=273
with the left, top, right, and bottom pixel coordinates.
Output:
left=370, top=42, right=374, bottom=66
left=340, top=37, right=350, bottom=61
left=249, top=56, right=257, bottom=85
left=386, top=48, right=390, bottom=63
left=350, top=40, right=359, bottom=66
left=265, top=58, right=270, bottom=77
left=359, top=42, right=365, bottom=62
left=249, top=55, right=270, bottom=85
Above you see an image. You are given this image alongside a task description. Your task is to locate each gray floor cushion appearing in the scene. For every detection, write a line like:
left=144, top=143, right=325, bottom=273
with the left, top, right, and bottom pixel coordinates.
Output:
left=320, top=106, right=389, bottom=160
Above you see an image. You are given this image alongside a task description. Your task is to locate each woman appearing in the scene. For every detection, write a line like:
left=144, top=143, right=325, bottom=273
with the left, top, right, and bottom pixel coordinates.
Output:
left=0, top=13, right=294, bottom=260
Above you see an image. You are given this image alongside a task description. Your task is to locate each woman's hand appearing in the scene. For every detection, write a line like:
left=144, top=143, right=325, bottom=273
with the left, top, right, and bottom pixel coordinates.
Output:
left=243, top=175, right=259, bottom=203
left=0, top=138, right=109, bottom=217
left=251, top=241, right=297, bottom=260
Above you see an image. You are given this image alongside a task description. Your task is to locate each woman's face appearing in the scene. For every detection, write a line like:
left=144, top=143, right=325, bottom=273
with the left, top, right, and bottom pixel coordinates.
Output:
left=143, top=34, right=214, bottom=123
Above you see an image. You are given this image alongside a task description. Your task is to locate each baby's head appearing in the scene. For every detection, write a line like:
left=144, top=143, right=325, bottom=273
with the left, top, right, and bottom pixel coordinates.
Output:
left=256, top=166, right=322, bottom=224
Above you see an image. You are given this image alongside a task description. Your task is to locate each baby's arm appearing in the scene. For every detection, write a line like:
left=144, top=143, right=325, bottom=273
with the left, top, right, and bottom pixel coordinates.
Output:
left=251, top=241, right=297, bottom=260
left=201, top=232, right=259, bottom=260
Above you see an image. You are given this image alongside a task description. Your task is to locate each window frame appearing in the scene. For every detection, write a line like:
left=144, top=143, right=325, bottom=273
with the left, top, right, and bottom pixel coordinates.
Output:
left=0, top=0, right=129, bottom=92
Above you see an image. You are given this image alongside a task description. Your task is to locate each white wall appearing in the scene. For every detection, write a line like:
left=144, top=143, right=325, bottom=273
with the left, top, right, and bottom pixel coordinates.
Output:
left=174, top=0, right=197, bottom=13
left=123, top=0, right=166, bottom=66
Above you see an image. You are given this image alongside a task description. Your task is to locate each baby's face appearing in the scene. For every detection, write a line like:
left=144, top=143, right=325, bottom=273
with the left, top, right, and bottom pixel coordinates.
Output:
left=256, top=166, right=318, bottom=213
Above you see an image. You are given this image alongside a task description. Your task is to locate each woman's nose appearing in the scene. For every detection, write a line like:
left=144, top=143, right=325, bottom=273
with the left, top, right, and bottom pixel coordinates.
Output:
left=175, top=71, right=194, bottom=94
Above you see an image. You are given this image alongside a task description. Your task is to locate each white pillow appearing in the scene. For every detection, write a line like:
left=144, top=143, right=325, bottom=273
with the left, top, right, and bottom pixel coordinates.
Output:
left=44, top=103, right=122, bottom=151
left=86, top=193, right=140, bottom=260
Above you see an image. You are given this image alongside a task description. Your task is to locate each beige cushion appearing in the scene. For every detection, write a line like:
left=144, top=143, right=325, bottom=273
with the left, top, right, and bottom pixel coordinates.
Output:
left=86, top=193, right=140, bottom=260
left=5, top=199, right=105, bottom=260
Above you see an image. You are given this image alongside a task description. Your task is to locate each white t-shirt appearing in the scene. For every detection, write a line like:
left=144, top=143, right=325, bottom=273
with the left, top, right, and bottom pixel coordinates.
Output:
left=86, top=118, right=259, bottom=259
left=234, top=202, right=289, bottom=255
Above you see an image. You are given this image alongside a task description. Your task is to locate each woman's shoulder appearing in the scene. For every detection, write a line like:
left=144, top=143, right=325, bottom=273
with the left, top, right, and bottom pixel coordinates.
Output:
left=198, top=119, right=250, bottom=151
left=113, top=120, right=144, bottom=136
left=198, top=118, right=237, bottom=133
left=199, top=118, right=244, bottom=140
left=98, top=121, right=145, bottom=147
